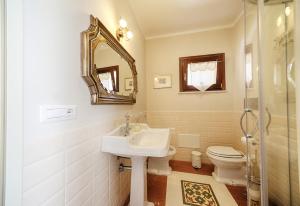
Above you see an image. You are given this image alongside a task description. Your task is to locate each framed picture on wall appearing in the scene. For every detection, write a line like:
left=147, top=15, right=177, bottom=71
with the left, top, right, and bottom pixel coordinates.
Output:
left=153, top=75, right=172, bottom=89
left=125, top=78, right=134, bottom=91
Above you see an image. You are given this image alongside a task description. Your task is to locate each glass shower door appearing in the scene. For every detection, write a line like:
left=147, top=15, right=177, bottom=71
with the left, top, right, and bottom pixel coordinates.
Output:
left=260, top=1, right=300, bottom=205
left=244, top=1, right=262, bottom=205
left=244, top=0, right=300, bottom=205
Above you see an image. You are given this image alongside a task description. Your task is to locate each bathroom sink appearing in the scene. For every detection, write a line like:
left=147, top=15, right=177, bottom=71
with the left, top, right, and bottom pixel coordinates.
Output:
left=101, top=123, right=171, bottom=157
left=102, top=123, right=171, bottom=206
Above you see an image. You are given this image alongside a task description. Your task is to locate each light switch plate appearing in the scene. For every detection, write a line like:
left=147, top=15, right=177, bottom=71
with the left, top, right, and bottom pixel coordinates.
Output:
left=40, top=105, right=77, bottom=123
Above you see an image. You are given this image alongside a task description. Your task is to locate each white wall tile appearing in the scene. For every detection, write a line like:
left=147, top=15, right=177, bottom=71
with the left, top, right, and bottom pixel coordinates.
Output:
left=66, top=138, right=98, bottom=166
left=23, top=171, right=64, bottom=206
left=22, top=119, right=136, bottom=206
left=67, top=182, right=93, bottom=206
left=23, top=152, right=64, bottom=192
left=147, top=111, right=240, bottom=162
left=41, top=189, right=65, bottom=206
left=24, top=135, right=64, bottom=166
left=66, top=153, right=94, bottom=183
left=66, top=166, right=93, bottom=202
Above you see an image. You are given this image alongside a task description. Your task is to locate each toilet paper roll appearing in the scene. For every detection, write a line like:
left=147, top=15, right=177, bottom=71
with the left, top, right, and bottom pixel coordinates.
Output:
left=241, top=136, right=256, bottom=145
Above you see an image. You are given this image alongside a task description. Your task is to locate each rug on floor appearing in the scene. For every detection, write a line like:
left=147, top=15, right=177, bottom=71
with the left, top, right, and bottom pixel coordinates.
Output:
left=166, top=171, right=237, bottom=206
left=181, top=180, right=219, bottom=206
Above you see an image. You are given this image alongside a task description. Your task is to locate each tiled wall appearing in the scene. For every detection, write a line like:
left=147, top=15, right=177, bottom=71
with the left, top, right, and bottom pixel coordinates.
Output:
left=22, top=113, right=145, bottom=206
left=147, top=111, right=242, bottom=164
left=266, top=116, right=300, bottom=205
left=232, top=112, right=246, bottom=152
left=232, top=111, right=300, bottom=204
left=147, top=110, right=300, bottom=204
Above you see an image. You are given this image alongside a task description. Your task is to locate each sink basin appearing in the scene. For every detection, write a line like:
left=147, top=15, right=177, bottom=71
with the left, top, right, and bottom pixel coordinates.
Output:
left=102, top=123, right=170, bottom=157
left=101, top=123, right=171, bottom=206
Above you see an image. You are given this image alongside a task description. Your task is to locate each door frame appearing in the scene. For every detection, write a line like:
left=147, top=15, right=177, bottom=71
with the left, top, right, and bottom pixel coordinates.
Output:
left=0, top=0, right=4, bottom=204
left=295, top=0, right=300, bottom=192
left=2, top=0, right=24, bottom=205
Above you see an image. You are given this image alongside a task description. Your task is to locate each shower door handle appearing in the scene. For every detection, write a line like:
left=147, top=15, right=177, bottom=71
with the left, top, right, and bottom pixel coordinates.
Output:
left=265, top=107, right=271, bottom=135
left=240, top=108, right=253, bottom=139
left=240, top=108, right=258, bottom=139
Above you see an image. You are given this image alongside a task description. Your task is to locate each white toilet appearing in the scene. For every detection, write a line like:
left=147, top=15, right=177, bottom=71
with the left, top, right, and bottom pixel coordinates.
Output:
left=147, top=145, right=176, bottom=175
left=206, top=146, right=246, bottom=186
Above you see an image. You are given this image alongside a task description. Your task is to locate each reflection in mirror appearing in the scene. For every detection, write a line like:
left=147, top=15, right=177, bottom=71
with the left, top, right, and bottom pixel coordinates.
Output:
left=245, top=44, right=253, bottom=88
left=94, top=37, right=133, bottom=96
left=81, top=15, right=137, bottom=104
left=96, top=65, right=119, bottom=92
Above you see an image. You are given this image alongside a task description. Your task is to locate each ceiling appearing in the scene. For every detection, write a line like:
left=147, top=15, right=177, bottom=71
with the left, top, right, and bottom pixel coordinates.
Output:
left=128, top=0, right=243, bottom=39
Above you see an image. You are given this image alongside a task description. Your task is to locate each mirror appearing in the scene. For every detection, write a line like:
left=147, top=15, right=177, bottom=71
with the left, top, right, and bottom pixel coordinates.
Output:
left=81, top=15, right=137, bottom=104
left=94, top=39, right=134, bottom=96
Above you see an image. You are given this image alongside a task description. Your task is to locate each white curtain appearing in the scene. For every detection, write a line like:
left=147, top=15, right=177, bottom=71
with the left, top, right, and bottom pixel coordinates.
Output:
left=187, top=61, right=217, bottom=91
left=98, top=72, right=113, bottom=91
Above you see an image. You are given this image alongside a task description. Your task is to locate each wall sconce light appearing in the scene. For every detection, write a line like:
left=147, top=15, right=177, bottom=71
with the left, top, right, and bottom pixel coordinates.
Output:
left=285, top=6, right=291, bottom=16
left=116, top=18, right=133, bottom=41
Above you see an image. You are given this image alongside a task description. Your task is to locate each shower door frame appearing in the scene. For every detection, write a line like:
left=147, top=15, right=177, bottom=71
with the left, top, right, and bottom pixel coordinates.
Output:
left=256, top=0, right=269, bottom=205
left=0, top=0, right=4, bottom=204
left=244, top=0, right=300, bottom=205
left=243, top=0, right=269, bottom=204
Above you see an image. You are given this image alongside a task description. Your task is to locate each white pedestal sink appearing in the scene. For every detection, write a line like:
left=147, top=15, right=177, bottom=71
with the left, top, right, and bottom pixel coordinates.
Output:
left=102, top=123, right=171, bottom=206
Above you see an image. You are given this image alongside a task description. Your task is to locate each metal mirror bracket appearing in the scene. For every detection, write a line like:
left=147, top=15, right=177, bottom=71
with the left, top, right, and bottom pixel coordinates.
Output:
left=81, top=15, right=138, bottom=105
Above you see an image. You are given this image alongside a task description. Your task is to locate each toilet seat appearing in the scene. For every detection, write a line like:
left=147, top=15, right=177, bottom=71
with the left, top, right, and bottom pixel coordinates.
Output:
left=207, top=152, right=246, bottom=163
left=207, top=146, right=244, bottom=159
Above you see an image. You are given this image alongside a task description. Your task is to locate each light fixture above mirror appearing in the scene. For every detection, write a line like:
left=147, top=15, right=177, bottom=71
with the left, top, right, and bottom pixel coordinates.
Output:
left=116, top=18, right=133, bottom=41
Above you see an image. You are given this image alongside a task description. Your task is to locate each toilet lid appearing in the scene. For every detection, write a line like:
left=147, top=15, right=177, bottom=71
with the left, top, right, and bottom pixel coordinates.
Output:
left=207, top=146, right=244, bottom=158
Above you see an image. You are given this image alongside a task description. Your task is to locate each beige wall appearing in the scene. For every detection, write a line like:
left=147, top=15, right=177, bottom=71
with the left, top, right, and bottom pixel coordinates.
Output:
left=145, top=28, right=235, bottom=112
left=22, top=0, right=145, bottom=205
left=232, top=14, right=246, bottom=152
left=147, top=111, right=236, bottom=163
left=145, top=21, right=245, bottom=162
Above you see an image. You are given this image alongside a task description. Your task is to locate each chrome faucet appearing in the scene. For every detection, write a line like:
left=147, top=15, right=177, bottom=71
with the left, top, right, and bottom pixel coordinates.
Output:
left=124, top=113, right=130, bottom=136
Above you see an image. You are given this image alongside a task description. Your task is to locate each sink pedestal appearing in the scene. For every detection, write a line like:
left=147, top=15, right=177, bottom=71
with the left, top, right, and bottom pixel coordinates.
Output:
left=130, top=156, right=154, bottom=206
left=101, top=124, right=170, bottom=206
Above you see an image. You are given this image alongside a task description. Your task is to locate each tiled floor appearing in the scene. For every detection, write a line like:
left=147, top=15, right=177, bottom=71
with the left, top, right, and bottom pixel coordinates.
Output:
left=147, top=174, right=167, bottom=206
left=147, top=160, right=247, bottom=206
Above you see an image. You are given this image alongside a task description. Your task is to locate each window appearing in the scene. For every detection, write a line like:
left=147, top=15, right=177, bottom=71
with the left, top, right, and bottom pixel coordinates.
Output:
left=96, top=65, right=119, bottom=92
left=245, top=45, right=253, bottom=88
left=179, top=53, right=225, bottom=92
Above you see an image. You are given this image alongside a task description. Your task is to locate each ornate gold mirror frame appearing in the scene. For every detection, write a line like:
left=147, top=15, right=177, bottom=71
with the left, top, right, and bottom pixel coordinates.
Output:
left=81, top=15, right=137, bottom=104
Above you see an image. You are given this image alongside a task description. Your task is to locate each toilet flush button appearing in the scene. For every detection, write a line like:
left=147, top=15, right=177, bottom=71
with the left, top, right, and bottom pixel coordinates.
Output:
left=40, top=105, right=77, bottom=123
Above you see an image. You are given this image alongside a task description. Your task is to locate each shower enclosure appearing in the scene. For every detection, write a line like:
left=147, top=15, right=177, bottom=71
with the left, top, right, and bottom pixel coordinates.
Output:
left=242, top=0, right=300, bottom=205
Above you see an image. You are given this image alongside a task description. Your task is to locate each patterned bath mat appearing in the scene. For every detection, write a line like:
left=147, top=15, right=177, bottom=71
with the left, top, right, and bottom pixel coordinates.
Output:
left=166, top=172, right=237, bottom=206
left=181, top=180, right=220, bottom=206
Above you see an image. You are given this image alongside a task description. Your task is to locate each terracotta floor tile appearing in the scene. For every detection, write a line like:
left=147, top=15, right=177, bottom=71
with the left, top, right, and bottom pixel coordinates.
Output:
left=226, top=184, right=248, bottom=206
left=147, top=173, right=167, bottom=206
left=170, top=160, right=214, bottom=175
left=146, top=160, right=248, bottom=206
